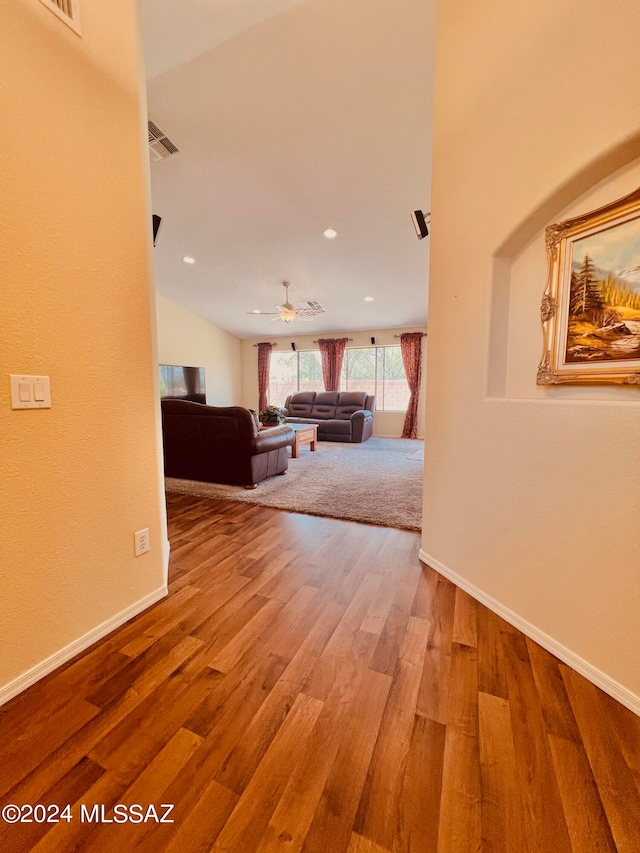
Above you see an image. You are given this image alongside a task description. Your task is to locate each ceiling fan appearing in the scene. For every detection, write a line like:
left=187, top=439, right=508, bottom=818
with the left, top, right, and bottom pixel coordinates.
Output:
left=247, top=281, right=325, bottom=323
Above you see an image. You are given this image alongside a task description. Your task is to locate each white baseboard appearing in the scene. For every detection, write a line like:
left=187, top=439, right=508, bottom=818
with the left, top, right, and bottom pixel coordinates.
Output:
left=418, top=549, right=640, bottom=717
left=0, top=585, right=168, bottom=708
left=162, top=537, right=171, bottom=584
left=373, top=434, right=424, bottom=439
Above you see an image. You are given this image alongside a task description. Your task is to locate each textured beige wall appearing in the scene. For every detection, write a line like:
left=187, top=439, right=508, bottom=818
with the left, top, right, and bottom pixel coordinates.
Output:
left=424, top=0, right=640, bottom=697
left=0, top=0, right=166, bottom=694
left=156, top=295, right=242, bottom=406
left=240, top=327, right=427, bottom=438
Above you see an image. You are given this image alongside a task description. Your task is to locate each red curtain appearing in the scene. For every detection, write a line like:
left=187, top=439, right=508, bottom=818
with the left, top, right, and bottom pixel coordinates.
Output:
left=400, top=332, right=424, bottom=439
left=257, top=342, right=273, bottom=413
left=317, top=338, right=349, bottom=391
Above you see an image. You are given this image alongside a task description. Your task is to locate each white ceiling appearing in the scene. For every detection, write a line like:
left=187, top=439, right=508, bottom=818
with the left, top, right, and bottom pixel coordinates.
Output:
left=140, top=0, right=435, bottom=339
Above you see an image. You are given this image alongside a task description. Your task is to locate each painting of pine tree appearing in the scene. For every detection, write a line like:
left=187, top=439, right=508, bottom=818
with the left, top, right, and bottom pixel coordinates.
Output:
left=565, top=217, right=640, bottom=363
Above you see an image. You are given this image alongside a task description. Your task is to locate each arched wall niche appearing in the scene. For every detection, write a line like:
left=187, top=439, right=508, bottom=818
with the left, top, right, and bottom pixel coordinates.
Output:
left=487, top=131, right=640, bottom=400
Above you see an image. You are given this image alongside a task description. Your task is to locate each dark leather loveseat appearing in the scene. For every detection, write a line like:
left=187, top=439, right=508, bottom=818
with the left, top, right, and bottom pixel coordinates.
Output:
left=161, top=399, right=295, bottom=487
left=283, top=391, right=376, bottom=443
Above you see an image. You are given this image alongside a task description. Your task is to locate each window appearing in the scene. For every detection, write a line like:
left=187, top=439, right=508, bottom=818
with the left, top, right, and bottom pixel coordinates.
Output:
left=299, top=351, right=324, bottom=394
left=342, top=346, right=410, bottom=411
left=269, top=345, right=409, bottom=411
left=380, top=346, right=411, bottom=411
left=269, top=351, right=297, bottom=407
left=341, top=348, right=376, bottom=400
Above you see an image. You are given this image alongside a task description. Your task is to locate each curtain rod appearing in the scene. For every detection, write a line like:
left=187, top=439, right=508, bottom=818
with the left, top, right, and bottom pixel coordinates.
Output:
left=252, top=342, right=279, bottom=347
left=254, top=335, right=426, bottom=345
left=312, top=337, right=354, bottom=343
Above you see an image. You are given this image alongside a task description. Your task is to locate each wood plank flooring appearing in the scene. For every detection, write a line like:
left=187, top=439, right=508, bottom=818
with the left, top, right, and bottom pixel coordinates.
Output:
left=1, top=494, right=640, bottom=851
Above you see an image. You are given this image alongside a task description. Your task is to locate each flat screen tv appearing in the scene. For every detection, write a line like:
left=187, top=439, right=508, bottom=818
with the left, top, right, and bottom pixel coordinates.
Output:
left=159, top=364, right=206, bottom=404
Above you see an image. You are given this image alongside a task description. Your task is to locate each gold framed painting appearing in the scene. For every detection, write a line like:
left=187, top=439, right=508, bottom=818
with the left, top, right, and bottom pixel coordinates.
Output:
left=538, top=186, right=640, bottom=385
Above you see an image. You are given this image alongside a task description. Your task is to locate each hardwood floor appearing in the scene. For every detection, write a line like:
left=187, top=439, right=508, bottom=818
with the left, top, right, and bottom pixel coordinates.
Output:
left=1, top=494, right=640, bottom=851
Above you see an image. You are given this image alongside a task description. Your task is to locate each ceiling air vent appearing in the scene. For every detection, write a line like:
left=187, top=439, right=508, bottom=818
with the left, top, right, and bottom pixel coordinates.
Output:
left=148, top=120, right=180, bottom=161
left=38, top=0, right=82, bottom=36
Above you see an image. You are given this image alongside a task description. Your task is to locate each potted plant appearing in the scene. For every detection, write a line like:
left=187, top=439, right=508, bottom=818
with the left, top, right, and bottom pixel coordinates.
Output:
left=259, top=405, right=286, bottom=426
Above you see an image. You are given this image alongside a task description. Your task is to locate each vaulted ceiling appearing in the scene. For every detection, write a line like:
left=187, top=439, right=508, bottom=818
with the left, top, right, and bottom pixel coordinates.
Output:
left=140, top=0, right=435, bottom=339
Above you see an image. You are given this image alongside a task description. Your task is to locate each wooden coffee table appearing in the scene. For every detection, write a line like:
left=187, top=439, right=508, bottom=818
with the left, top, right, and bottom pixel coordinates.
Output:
left=288, top=423, right=318, bottom=458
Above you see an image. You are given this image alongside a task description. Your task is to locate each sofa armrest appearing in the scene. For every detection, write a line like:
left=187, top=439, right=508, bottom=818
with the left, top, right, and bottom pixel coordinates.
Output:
left=252, top=424, right=295, bottom=453
left=350, top=409, right=373, bottom=442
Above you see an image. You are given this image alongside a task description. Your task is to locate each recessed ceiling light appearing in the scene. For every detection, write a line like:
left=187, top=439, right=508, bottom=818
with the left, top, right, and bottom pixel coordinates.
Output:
left=364, top=296, right=374, bottom=302
left=182, top=256, right=195, bottom=264
left=323, top=228, right=338, bottom=240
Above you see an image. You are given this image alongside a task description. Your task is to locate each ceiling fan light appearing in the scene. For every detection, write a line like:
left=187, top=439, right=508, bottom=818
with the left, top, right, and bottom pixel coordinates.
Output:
left=280, top=309, right=297, bottom=322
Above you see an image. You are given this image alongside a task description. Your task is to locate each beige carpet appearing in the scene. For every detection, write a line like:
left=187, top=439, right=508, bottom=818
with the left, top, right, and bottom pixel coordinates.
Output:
left=165, top=438, right=424, bottom=531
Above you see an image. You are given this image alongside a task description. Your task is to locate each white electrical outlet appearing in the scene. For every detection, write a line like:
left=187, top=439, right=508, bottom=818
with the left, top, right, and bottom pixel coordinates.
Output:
left=134, top=528, right=150, bottom=556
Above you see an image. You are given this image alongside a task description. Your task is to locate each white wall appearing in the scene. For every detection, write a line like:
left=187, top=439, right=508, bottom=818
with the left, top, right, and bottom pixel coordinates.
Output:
left=0, top=0, right=167, bottom=702
left=156, top=294, right=242, bottom=406
left=240, top=327, right=427, bottom=438
left=423, top=0, right=640, bottom=708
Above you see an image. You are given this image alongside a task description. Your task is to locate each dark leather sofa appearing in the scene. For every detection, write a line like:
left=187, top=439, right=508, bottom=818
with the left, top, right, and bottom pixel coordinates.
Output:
left=161, top=399, right=295, bottom=487
left=283, top=391, right=376, bottom=443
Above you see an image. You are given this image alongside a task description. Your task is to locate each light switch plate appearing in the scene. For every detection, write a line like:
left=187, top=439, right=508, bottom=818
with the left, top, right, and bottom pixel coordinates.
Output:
left=10, top=375, right=52, bottom=409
